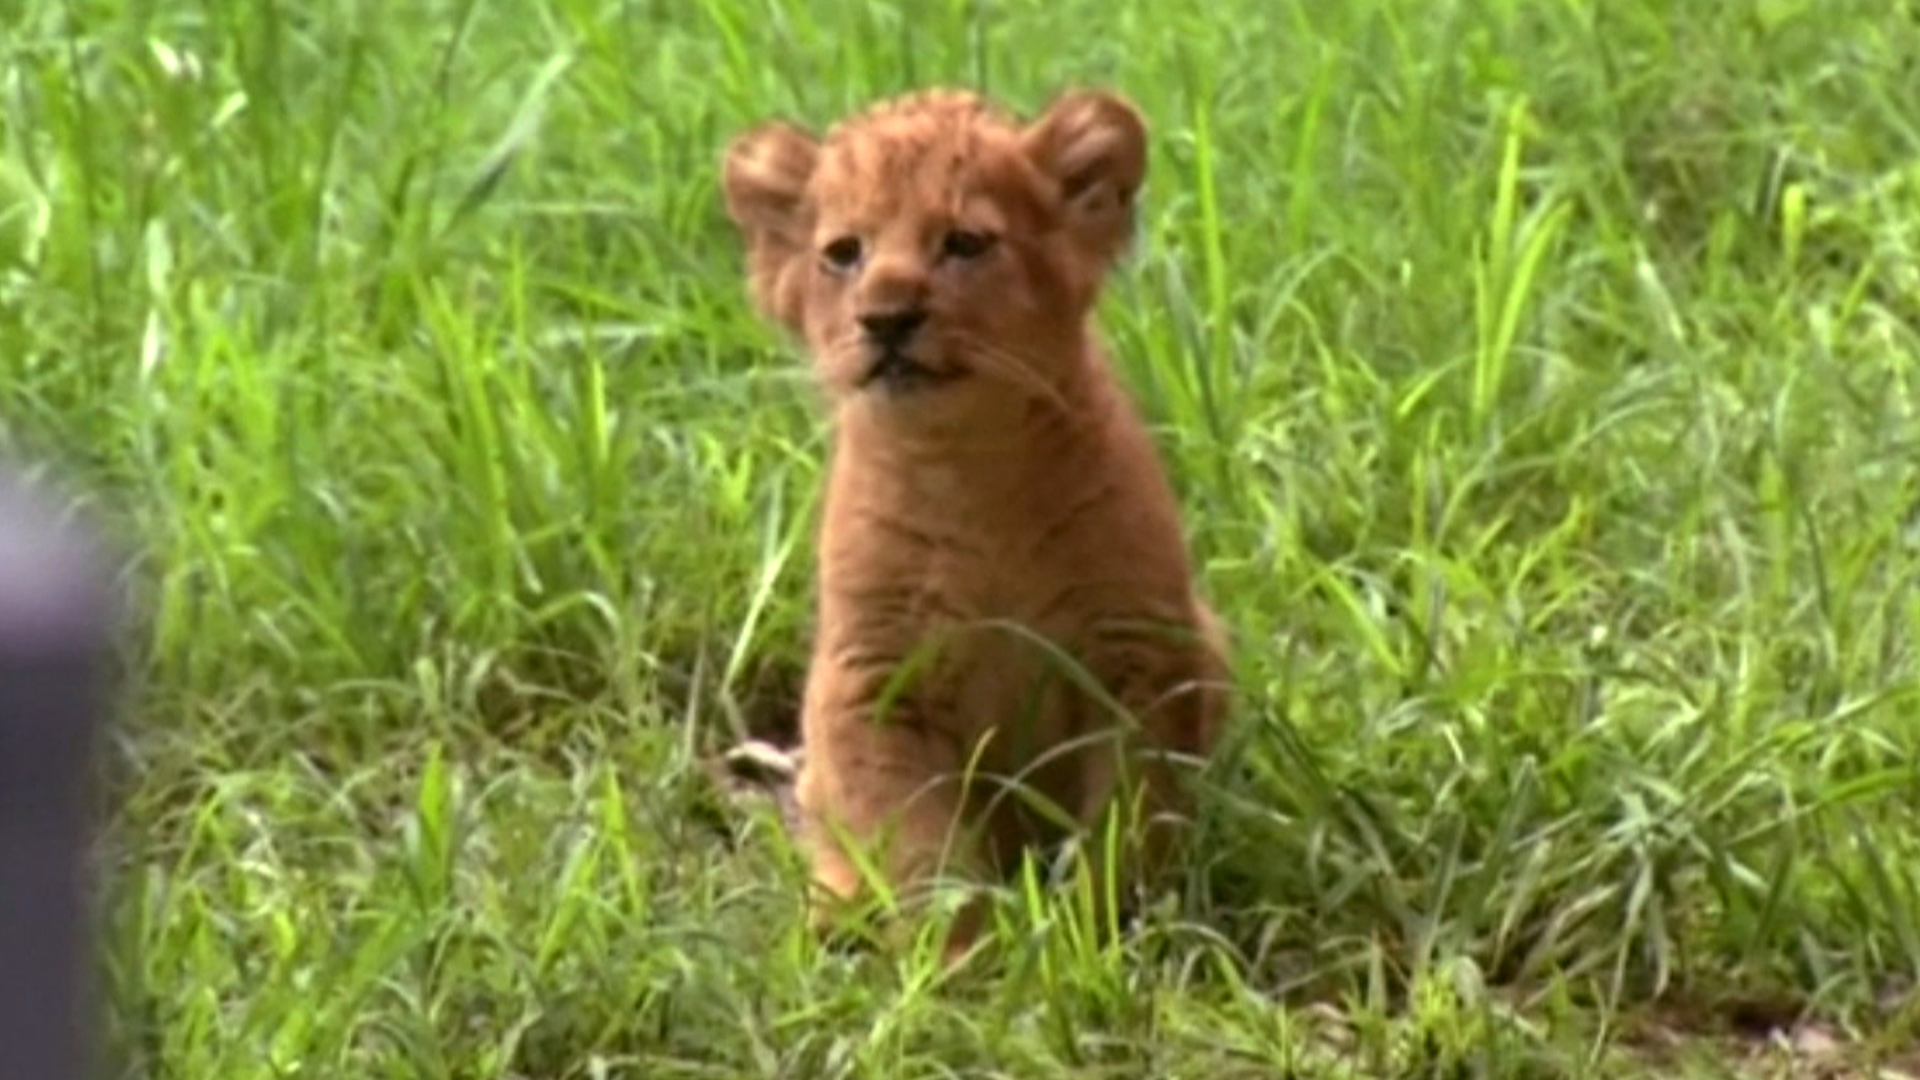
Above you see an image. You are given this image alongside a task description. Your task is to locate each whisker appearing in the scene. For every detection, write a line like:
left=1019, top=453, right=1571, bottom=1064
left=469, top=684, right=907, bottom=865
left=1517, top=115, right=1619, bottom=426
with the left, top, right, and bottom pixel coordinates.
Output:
left=953, top=334, right=1077, bottom=415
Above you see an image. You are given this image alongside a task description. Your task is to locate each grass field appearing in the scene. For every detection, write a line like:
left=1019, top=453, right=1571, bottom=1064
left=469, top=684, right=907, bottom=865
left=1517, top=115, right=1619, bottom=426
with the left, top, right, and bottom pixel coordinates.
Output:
left=6, top=0, right=1920, bottom=1076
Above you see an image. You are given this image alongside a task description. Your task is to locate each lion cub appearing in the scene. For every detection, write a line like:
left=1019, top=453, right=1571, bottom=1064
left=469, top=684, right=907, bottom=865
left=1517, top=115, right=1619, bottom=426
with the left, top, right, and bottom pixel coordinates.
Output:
left=721, top=88, right=1230, bottom=957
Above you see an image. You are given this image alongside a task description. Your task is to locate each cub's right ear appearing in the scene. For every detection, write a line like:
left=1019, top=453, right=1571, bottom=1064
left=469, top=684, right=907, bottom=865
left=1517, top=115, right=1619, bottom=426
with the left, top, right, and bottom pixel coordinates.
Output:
left=722, top=121, right=818, bottom=236
left=721, top=121, right=820, bottom=331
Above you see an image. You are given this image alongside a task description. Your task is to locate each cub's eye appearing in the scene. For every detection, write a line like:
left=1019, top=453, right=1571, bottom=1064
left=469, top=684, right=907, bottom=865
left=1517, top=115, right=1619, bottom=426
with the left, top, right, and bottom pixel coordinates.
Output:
left=821, top=236, right=863, bottom=271
left=941, top=229, right=996, bottom=261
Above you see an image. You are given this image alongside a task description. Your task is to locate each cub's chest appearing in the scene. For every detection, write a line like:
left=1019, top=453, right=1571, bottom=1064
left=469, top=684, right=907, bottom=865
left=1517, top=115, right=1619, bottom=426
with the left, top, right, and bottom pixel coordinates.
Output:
left=826, top=464, right=1066, bottom=603
left=828, top=520, right=1053, bottom=629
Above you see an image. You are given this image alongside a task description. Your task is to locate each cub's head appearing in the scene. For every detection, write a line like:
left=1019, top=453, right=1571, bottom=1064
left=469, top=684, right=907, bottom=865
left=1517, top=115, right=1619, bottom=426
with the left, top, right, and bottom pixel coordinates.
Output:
left=721, top=88, right=1147, bottom=408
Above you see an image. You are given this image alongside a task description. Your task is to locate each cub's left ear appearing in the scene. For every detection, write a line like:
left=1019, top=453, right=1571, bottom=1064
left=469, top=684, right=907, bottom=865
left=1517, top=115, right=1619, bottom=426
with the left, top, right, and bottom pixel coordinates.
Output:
left=1021, top=89, right=1148, bottom=266
left=722, top=120, right=820, bottom=332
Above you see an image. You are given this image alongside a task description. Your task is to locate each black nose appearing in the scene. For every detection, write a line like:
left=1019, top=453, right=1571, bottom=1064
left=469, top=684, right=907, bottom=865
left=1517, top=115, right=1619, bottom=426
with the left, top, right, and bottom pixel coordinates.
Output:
left=858, top=309, right=927, bottom=349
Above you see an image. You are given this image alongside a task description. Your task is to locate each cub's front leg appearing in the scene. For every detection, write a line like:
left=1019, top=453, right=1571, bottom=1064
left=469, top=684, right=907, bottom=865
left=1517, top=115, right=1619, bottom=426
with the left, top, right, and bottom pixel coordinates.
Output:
left=792, top=654, right=988, bottom=955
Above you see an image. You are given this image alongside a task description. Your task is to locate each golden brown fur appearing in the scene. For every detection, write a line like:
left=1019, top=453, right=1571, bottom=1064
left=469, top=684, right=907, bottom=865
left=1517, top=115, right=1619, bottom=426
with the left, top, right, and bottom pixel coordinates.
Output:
left=721, top=87, right=1230, bottom=960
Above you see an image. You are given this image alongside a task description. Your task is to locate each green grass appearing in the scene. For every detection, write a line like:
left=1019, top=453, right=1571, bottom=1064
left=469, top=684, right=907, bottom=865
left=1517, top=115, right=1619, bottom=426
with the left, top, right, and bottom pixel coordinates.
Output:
left=6, top=0, right=1920, bottom=1076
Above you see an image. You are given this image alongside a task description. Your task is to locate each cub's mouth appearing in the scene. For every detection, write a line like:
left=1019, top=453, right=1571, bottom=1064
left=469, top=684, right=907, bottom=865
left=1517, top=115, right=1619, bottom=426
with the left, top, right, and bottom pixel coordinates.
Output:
left=856, top=349, right=966, bottom=394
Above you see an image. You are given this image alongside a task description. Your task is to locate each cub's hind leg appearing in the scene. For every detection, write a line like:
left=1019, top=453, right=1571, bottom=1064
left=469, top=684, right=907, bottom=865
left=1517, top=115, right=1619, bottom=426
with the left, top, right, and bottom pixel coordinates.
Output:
left=1071, top=608, right=1231, bottom=927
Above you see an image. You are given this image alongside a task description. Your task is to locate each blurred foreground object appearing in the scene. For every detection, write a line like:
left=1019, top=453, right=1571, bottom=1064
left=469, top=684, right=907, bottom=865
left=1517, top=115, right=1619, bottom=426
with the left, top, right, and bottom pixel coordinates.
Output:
left=0, top=466, right=115, bottom=1080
